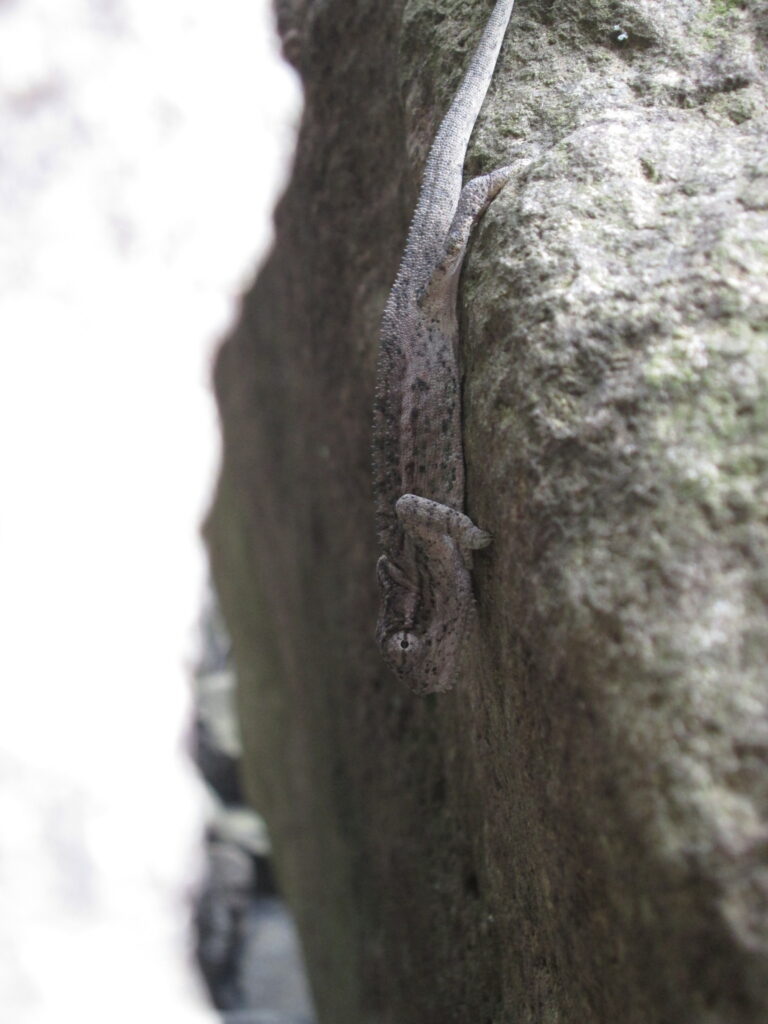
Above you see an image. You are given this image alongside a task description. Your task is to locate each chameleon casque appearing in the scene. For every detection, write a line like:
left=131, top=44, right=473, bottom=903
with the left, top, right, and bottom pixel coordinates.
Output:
left=373, top=0, right=516, bottom=694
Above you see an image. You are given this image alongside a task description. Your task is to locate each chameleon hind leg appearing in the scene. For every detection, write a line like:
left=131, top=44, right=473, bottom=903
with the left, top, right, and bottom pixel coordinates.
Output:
left=421, top=167, right=514, bottom=306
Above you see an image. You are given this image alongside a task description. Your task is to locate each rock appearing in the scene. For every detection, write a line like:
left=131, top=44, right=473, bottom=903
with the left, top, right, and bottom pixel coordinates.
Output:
left=206, top=1, right=768, bottom=1022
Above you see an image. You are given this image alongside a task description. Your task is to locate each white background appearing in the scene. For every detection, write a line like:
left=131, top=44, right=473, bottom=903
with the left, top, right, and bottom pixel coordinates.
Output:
left=0, top=1, right=301, bottom=1019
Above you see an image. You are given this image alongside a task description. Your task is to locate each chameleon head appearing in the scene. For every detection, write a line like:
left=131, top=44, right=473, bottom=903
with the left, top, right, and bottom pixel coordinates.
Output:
left=375, top=540, right=473, bottom=694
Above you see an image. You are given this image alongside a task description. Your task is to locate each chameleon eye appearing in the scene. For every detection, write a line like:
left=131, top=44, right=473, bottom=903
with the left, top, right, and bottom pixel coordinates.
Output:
left=386, top=630, right=420, bottom=665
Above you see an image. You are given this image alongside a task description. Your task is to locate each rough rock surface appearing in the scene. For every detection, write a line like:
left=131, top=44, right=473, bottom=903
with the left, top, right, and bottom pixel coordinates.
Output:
left=206, top=1, right=768, bottom=1022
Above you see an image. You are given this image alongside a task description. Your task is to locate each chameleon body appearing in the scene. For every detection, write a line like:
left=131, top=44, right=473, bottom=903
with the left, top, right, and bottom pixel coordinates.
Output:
left=373, top=0, right=516, bottom=694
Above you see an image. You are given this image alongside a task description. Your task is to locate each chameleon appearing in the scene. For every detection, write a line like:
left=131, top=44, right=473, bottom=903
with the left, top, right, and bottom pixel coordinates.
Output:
left=372, top=0, right=516, bottom=694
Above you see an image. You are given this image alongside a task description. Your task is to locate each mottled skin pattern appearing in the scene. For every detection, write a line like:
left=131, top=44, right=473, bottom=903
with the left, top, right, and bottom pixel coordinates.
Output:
left=373, top=0, right=516, bottom=694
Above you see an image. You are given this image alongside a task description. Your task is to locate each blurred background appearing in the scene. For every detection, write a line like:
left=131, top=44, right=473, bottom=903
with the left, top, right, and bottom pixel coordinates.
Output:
left=0, top=0, right=309, bottom=1019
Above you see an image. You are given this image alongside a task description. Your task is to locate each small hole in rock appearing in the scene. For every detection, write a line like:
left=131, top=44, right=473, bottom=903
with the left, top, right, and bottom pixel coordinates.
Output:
left=464, top=872, right=480, bottom=898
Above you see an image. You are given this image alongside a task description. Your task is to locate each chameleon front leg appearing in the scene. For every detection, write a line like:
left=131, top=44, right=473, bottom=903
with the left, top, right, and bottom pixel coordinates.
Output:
left=395, top=493, right=490, bottom=568
left=375, top=497, right=490, bottom=694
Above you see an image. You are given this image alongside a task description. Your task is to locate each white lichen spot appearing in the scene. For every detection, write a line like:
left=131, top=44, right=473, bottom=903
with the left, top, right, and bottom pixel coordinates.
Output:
left=648, top=69, right=684, bottom=89
left=644, top=333, right=709, bottom=387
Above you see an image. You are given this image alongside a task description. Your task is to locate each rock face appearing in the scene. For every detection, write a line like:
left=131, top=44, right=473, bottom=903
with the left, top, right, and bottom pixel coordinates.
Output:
left=206, top=1, right=768, bottom=1022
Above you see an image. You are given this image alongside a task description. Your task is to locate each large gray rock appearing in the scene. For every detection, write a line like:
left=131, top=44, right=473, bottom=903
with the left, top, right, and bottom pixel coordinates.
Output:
left=206, top=1, right=768, bottom=1021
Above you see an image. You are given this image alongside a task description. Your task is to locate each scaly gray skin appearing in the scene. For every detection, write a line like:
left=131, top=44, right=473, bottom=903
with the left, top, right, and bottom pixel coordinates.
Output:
left=373, top=0, right=516, bottom=695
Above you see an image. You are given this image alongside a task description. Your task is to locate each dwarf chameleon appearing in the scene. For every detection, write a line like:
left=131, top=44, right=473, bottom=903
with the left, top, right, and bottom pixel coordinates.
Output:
left=372, top=0, right=516, bottom=694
